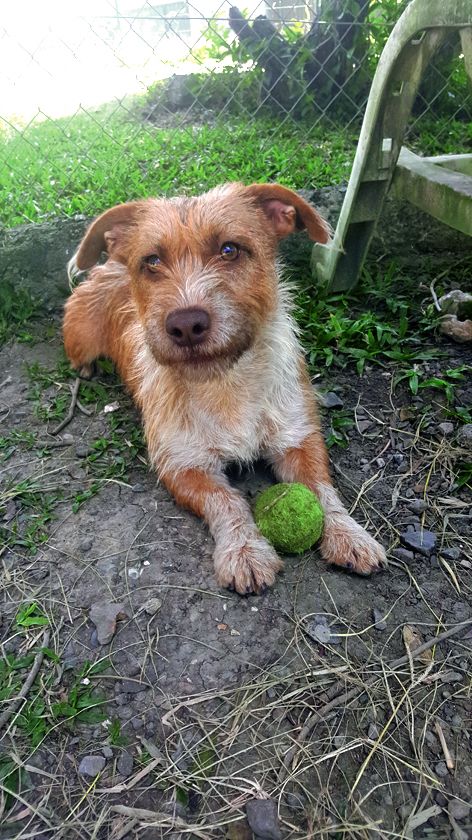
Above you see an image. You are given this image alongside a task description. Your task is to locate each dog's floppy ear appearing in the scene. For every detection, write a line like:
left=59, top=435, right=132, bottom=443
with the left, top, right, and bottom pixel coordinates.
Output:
left=244, top=183, right=330, bottom=243
left=74, top=201, right=145, bottom=270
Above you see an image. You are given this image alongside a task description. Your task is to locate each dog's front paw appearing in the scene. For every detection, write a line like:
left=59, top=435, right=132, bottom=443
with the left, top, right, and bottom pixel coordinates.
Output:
left=214, top=531, right=283, bottom=595
left=321, top=516, right=386, bottom=576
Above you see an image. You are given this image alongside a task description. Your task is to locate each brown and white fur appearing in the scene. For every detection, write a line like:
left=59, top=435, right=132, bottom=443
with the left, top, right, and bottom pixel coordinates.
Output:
left=63, top=182, right=386, bottom=595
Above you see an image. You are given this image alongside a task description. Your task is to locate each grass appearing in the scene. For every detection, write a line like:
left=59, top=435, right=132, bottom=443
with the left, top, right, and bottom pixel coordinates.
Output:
left=0, top=104, right=470, bottom=227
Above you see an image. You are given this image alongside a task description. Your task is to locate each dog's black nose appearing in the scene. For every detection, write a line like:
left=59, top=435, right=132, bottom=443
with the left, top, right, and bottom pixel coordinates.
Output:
left=165, top=307, right=211, bottom=347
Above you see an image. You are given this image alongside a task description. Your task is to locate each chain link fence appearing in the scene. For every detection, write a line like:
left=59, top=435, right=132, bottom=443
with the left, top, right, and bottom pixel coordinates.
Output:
left=0, top=0, right=470, bottom=227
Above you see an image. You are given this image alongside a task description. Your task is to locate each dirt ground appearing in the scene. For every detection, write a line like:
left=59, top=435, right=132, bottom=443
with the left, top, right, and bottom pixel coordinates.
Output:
left=1, top=306, right=471, bottom=840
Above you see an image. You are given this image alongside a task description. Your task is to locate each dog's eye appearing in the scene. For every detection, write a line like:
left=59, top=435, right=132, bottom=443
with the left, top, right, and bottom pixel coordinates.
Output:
left=220, top=242, right=240, bottom=261
left=143, top=254, right=161, bottom=270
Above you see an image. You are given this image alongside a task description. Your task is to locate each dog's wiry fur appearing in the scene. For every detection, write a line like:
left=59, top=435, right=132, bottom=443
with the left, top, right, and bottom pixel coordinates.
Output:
left=63, top=182, right=386, bottom=594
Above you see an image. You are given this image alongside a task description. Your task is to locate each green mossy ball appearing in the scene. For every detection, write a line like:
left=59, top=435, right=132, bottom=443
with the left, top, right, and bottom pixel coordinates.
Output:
left=253, top=483, right=324, bottom=554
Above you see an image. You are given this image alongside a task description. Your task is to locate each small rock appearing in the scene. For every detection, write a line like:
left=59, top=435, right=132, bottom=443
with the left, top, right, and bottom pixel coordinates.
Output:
left=367, top=723, right=379, bottom=740
left=435, top=760, right=449, bottom=778
left=400, top=529, right=436, bottom=557
left=391, top=547, right=414, bottom=563
left=121, top=679, right=146, bottom=694
left=320, top=391, right=344, bottom=409
left=438, top=422, right=454, bottom=436
left=89, top=601, right=128, bottom=645
left=393, top=453, right=404, bottom=465
left=310, top=623, right=331, bottom=645
left=75, top=443, right=91, bottom=458
left=376, top=457, right=385, bottom=468
left=448, top=800, right=470, bottom=821
left=79, top=538, right=93, bottom=553
left=117, top=751, right=134, bottom=777
left=143, top=597, right=162, bottom=615
left=357, top=419, right=374, bottom=434
left=62, top=433, right=74, bottom=443
left=246, top=798, right=281, bottom=840
left=131, top=483, right=146, bottom=493
left=407, top=499, right=428, bottom=514
left=373, top=608, right=387, bottom=631
left=102, top=746, right=113, bottom=758
left=451, top=714, right=462, bottom=727
left=457, top=424, right=472, bottom=448
left=131, top=717, right=144, bottom=730
left=440, top=547, right=461, bottom=561
left=78, top=755, right=106, bottom=777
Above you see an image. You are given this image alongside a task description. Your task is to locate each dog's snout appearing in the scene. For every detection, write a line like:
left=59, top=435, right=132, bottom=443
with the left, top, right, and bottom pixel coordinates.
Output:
left=166, top=308, right=211, bottom=347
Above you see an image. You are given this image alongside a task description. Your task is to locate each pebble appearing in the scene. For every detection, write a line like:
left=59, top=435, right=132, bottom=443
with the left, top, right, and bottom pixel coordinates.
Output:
left=117, top=751, right=134, bottom=777
left=79, top=538, right=93, bottom=553
left=376, top=457, right=385, bottom=468
left=131, top=718, right=144, bottom=731
left=131, top=483, right=146, bottom=493
left=373, top=608, right=387, bottom=631
left=357, top=419, right=374, bottom=434
left=407, top=499, right=428, bottom=514
left=438, top=422, right=454, bottom=436
left=435, top=760, right=449, bottom=778
left=367, top=723, right=379, bottom=740
left=89, top=601, right=128, bottom=645
left=448, top=800, right=471, bottom=821
left=102, top=746, right=113, bottom=758
left=143, top=597, right=162, bottom=615
left=400, top=529, right=436, bottom=557
left=78, top=755, right=106, bottom=777
left=320, top=391, right=344, bottom=409
left=310, top=623, right=331, bottom=644
left=441, top=547, right=460, bottom=561
left=457, top=424, right=472, bottom=448
left=391, top=547, right=414, bottom=563
left=451, top=714, right=462, bottom=727
left=75, top=443, right=91, bottom=458
left=246, top=799, right=281, bottom=840
left=121, top=679, right=146, bottom=694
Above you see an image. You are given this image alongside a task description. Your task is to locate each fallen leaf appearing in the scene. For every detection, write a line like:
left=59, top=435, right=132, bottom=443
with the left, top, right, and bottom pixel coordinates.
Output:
left=402, top=624, right=432, bottom=663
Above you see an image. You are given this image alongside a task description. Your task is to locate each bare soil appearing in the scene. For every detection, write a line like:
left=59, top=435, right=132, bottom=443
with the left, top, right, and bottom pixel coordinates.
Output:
left=0, top=322, right=471, bottom=839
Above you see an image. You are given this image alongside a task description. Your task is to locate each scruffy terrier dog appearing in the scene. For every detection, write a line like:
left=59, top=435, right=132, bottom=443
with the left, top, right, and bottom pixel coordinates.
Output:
left=64, top=183, right=386, bottom=594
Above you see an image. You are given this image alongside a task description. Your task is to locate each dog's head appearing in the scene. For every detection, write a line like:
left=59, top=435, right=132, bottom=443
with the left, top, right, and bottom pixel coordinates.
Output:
left=72, top=183, right=330, bottom=374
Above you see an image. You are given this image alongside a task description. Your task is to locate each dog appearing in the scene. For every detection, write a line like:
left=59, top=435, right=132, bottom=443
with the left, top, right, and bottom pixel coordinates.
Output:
left=63, top=182, right=386, bottom=594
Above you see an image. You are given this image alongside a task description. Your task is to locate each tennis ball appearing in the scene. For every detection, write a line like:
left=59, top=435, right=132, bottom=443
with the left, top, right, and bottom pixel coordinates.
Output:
left=253, top=483, right=324, bottom=554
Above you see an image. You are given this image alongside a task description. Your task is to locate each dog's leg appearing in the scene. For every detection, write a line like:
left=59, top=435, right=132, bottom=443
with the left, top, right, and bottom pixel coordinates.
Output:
left=160, top=467, right=283, bottom=594
left=271, top=431, right=386, bottom=575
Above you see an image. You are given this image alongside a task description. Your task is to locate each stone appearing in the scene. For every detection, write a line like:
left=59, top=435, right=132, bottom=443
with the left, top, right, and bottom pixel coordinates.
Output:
left=89, top=601, right=128, bottom=645
left=246, top=799, right=281, bottom=840
left=78, top=755, right=106, bottom=777
left=438, top=422, right=454, bottom=436
left=309, top=623, right=331, bottom=644
left=367, top=723, right=379, bottom=740
left=373, top=608, right=387, bottom=631
left=441, top=547, right=460, bottom=561
left=391, top=547, right=414, bottom=563
left=407, top=499, right=428, bottom=514
left=143, top=597, right=162, bottom=615
left=357, top=419, right=374, bottom=434
left=102, top=746, right=113, bottom=758
left=75, top=443, right=91, bottom=458
left=400, top=529, right=436, bottom=557
left=435, top=760, right=449, bottom=778
left=448, top=800, right=470, bottom=821
left=320, top=391, right=343, bottom=409
left=117, top=751, right=134, bottom=777
left=131, top=483, right=146, bottom=493
left=457, top=424, right=472, bottom=448
left=121, top=679, right=146, bottom=694
left=79, top=538, right=93, bottom=552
